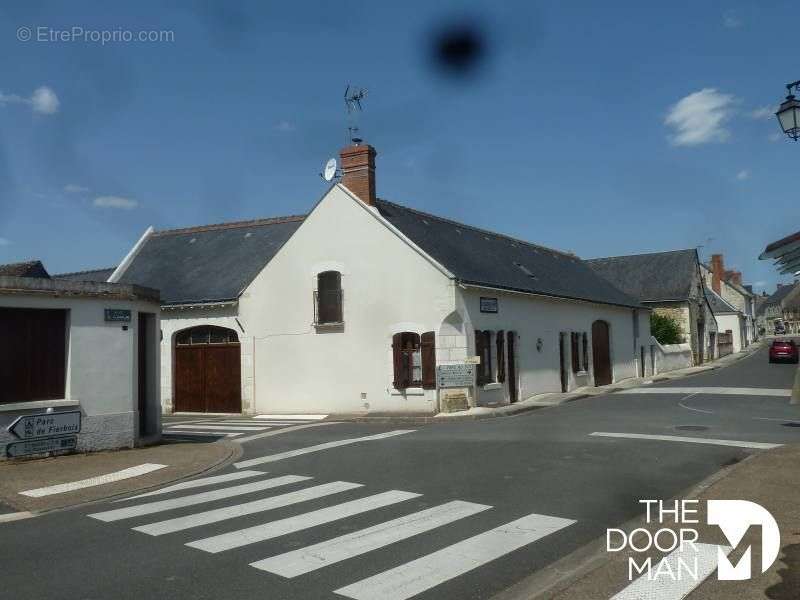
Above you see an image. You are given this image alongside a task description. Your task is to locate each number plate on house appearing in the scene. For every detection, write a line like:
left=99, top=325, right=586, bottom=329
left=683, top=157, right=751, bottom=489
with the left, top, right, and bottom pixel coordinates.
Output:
left=6, top=436, right=78, bottom=458
left=104, top=309, right=132, bottom=322
left=7, top=411, right=81, bottom=440
left=437, top=364, right=475, bottom=388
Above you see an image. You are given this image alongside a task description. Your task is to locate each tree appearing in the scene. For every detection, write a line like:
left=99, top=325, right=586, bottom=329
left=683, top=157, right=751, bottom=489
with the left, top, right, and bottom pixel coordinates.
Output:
left=651, top=313, right=682, bottom=345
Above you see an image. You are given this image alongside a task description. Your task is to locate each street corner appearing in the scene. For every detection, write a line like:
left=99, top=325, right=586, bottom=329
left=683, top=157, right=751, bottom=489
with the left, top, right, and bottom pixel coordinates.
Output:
left=0, top=438, right=241, bottom=514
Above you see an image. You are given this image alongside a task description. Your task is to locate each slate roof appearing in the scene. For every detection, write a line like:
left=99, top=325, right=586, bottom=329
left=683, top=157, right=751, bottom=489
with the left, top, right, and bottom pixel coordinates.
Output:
left=704, top=286, right=739, bottom=315
left=758, top=283, right=798, bottom=314
left=54, top=267, right=116, bottom=283
left=117, top=216, right=305, bottom=305
left=374, top=199, right=643, bottom=309
left=0, top=260, right=50, bottom=278
left=585, top=249, right=699, bottom=303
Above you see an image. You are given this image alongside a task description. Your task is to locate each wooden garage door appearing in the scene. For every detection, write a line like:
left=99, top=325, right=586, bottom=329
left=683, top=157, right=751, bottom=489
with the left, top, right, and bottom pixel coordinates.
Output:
left=0, top=307, right=67, bottom=404
left=174, top=326, right=241, bottom=413
left=591, top=320, right=612, bottom=386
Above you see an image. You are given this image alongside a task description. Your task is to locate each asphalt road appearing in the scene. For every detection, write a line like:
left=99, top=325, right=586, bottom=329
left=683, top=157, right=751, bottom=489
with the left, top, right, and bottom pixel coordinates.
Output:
left=2, top=345, right=798, bottom=600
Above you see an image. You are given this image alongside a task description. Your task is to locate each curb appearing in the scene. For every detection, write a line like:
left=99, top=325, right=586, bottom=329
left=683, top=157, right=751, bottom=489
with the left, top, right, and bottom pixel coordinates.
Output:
left=493, top=450, right=765, bottom=600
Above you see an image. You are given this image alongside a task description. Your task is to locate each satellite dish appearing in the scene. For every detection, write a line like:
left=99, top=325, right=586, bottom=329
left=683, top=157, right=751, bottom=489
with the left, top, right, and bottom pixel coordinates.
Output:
left=323, top=157, right=337, bottom=181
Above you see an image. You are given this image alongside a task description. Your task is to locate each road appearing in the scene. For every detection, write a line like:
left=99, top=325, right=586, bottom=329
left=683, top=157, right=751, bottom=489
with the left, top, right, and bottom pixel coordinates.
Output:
left=2, top=345, right=798, bottom=600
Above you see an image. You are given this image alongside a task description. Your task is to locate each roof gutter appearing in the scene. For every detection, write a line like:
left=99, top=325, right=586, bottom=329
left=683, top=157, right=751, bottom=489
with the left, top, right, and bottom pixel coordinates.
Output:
left=162, top=298, right=238, bottom=310
left=107, top=226, right=154, bottom=283
left=457, top=281, right=647, bottom=311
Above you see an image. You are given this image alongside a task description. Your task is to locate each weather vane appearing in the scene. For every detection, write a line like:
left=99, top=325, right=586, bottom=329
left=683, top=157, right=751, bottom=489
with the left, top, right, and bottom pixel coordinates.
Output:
left=344, top=84, right=368, bottom=145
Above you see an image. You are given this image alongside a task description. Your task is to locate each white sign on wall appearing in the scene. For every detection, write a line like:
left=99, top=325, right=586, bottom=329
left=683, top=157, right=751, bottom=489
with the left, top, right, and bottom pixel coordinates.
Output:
left=437, top=364, right=475, bottom=388
left=7, top=411, right=81, bottom=440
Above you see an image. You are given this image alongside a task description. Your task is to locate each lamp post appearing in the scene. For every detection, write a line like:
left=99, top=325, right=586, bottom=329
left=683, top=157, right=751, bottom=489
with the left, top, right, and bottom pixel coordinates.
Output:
left=776, top=80, right=800, bottom=140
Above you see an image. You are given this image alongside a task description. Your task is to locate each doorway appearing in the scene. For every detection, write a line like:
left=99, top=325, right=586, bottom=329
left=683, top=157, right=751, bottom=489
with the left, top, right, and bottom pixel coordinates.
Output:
left=559, top=332, right=568, bottom=392
left=137, top=313, right=156, bottom=435
left=591, top=320, right=612, bottom=386
left=174, top=325, right=242, bottom=413
left=506, top=331, right=518, bottom=403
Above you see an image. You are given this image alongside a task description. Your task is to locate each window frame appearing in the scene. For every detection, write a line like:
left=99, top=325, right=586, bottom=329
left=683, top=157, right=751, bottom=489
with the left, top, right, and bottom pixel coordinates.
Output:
left=315, top=271, right=343, bottom=326
left=475, top=329, right=493, bottom=386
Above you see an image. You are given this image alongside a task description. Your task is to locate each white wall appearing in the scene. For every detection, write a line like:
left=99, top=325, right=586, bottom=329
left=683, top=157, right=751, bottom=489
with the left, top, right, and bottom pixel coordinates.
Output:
left=650, top=337, right=693, bottom=373
left=240, top=185, right=456, bottom=415
left=716, top=313, right=744, bottom=353
left=158, top=305, right=253, bottom=414
left=460, top=288, right=649, bottom=406
left=0, top=293, right=160, bottom=458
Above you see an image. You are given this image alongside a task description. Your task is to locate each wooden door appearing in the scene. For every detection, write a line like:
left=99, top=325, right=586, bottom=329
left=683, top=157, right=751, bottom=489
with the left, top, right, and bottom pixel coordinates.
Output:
left=559, top=332, right=568, bottom=392
left=591, top=320, right=612, bottom=386
left=174, top=346, right=205, bottom=412
left=138, top=314, right=148, bottom=432
left=204, top=345, right=241, bottom=413
left=506, top=331, right=518, bottom=403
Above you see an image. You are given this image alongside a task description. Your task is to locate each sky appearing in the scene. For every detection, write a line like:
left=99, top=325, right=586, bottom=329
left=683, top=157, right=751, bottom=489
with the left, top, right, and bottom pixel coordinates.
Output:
left=0, top=1, right=797, bottom=293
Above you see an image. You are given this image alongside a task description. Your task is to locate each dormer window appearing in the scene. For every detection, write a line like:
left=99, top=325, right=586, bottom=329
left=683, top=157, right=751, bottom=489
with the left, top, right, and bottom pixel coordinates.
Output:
left=315, top=271, right=343, bottom=325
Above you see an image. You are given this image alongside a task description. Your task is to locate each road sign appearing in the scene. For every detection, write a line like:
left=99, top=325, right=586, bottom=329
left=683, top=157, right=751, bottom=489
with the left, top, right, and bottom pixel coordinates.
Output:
left=7, top=411, right=81, bottom=440
left=437, top=364, right=475, bottom=388
left=6, top=436, right=77, bottom=458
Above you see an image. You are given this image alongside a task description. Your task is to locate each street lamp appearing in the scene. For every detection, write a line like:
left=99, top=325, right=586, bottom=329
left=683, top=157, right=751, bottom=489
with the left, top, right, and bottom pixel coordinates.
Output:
left=776, top=80, right=800, bottom=140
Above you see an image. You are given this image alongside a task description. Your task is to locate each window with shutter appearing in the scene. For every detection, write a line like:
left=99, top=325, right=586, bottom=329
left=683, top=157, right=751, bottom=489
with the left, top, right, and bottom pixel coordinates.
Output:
left=316, top=271, right=343, bottom=324
left=582, top=332, right=589, bottom=372
left=392, top=332, right=422, bottom=389
left=421, top=331, right=436, bottom=389
left=571, top=332, right=580, bottom=372
left=496, top=330, right=505, bottom=383
left=475, top=330, right=493, bottom=385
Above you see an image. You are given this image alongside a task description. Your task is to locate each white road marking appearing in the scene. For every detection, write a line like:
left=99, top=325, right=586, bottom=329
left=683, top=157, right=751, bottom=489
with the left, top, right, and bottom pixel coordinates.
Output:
left=88, top=475, right=309, bottom=522
left=753, top=416, right=800, bottom=424
left=334, top=512, right=576, bottom=600
left=164, top=430, right=243, bottom=437
left=252, top=500, right=491, bottom=577
left=118, top=470, right=268, bottom=501
left=167, top=425, right=270, bottom=432
left=236, top=422, right=339, bottom=444
left=133, top=481, right=363, bottom=536
left=0, top=511, right=35, bottom=523
left=187, top=490, right=420, bottom=553
left=19, top=464, right=168, bottom=498
left=234, top=430, right=416, bottom=468
left=590, top=432, right=781, bottom=450
left=620, top=386, right=791, bottom=397
left=610, top=543, right=731, bottom=600
left=255, top=414, right=328, bottom=420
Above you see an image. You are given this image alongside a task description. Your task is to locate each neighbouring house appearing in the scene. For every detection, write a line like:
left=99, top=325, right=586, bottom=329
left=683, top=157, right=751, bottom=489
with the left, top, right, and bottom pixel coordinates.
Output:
left=108, top=142, right=651, bottom=416
left=704, top=285, right=745, bottom=355
left=587, top=249, right=718, bottom=365
left=0, top=263, right=161, bottom=460
left=758, top=282, right=800, bottom=334
left=702, top=254, right=756, bottom=346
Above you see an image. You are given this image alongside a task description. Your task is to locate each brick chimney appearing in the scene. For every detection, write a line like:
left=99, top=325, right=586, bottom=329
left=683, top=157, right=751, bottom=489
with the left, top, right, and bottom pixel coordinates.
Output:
left=710, top=254, right=724, bottom=294
left=339, top=143, right=376, bottom=206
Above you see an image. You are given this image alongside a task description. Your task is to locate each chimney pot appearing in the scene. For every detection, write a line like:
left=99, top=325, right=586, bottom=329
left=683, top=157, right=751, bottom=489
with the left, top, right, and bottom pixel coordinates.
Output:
left=339, top=144, right=377, bottom=206
left=710, top=253, right=724, bottom=294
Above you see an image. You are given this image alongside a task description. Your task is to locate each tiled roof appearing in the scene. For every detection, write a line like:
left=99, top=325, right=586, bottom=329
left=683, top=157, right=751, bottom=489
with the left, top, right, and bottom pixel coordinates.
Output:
left=0, top=260, right=50, bottom=278
left=704, top=286, right=739, bottom=315
left=117, top=215, right=305, bottom=305
left=54, top=267, right=116, bottom=283
left=586, top=249, right=699, bottom=302
left=375, top=199, right=643, bottom=309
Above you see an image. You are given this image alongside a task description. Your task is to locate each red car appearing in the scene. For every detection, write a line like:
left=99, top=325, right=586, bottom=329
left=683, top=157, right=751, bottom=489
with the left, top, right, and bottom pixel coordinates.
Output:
left=769, top=339, right=799, bottom=364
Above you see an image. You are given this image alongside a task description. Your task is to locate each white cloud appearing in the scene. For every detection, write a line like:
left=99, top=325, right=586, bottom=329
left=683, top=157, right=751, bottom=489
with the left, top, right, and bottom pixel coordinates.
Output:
left=0, top=85, right=59, bottom=115
left=754, top=280, right=767, bottom=288
left=275, top=120, right=295, bottom=132
left=735, top=169, right=750, bottom=181
left=30, top=86, right=59, bottom=114
left=93, top=195, right=138, bottom=210
left=665, top=88, right=736, bottom=146
left=750, top=106, right=776, bottom=120
left=64, top=184, right=89, bottom=193
left=722, top=11, right=741, bottom=29
left=0, top=237, right=11, bottom=246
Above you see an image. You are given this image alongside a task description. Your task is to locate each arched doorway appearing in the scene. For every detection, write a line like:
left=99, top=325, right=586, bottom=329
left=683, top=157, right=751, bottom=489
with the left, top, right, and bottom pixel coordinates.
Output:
left=591, top=320, right=612, bottom=386
left=174, top=325, right=241, bottom=413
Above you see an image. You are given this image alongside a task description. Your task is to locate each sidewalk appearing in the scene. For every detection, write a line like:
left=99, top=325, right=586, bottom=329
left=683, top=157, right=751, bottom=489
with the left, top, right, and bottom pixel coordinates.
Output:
left=508, top=442, right=800, bottom=600
left=0, top=438, right=240, bottom=516
left=329, top=344, right=764, bottom=424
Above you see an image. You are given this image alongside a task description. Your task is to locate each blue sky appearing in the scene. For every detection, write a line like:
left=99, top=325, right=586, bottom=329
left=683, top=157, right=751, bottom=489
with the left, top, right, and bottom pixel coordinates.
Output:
left=0, top=1, right=797, bottom=292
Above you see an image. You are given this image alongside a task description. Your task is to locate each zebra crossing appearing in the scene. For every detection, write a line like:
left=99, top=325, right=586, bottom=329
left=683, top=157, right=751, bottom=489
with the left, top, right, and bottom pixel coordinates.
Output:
left=162, top=417, right=322, bottom=439
left=88, top=469, right=577, bottom=599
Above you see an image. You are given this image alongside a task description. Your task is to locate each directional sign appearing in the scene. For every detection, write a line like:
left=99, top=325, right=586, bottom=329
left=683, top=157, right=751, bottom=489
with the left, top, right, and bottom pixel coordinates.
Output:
left=6, top=436, right=77, bottom=458
left=437, top=364, right=475, bottom=388
left=7, top=411, right=81, bottom=440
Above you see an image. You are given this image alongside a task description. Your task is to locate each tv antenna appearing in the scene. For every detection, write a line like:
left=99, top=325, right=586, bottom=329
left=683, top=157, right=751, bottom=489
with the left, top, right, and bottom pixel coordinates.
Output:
left=344, top=84, right=368, bottom=144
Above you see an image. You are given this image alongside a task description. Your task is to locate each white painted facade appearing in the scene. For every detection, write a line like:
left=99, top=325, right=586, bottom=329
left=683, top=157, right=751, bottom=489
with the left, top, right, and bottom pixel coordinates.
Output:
left=0, top=278, right=161, bottom=460
left=715, top=313, right=745, bottom=353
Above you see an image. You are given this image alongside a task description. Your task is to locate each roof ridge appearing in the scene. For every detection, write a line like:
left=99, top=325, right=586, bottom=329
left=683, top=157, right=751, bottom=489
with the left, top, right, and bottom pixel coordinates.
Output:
left=153, top=214, right=306, bottom=237
left=0, top=259, right=43, bottom=267
left=54, top=267, right=116, bottom=277
left=587, top=248, right=697, bottom=261
left=376, top=198, right=576, bottom=259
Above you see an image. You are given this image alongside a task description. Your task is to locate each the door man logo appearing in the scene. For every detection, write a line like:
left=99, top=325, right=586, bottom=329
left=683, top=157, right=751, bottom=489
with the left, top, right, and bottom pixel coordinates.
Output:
left=707, top=500, right=780, bottom=580
left=607, top=499, right=780, bottom=581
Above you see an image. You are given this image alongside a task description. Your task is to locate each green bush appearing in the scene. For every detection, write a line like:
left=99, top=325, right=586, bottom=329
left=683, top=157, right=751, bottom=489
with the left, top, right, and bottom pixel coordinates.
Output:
left=651, top=313, right=682, bottom=345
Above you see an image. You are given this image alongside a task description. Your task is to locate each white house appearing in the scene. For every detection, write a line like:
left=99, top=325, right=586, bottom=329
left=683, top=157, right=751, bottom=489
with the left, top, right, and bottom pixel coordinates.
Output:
left=0, top=264, right=161, bottom=460
left=109, top=142, right=650, bottom=416
left=703, top=285, right=745, bottom=354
